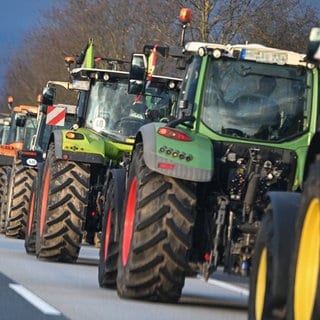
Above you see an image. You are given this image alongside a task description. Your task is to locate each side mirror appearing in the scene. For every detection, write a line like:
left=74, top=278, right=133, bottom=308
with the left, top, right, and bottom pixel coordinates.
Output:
left=16, top=116, right=26, bottom=127
left=306, top=27, right=320, bottom=62
left=128, top=53, right=147, bottom=94
left=42, top=86, right=56, bottom=105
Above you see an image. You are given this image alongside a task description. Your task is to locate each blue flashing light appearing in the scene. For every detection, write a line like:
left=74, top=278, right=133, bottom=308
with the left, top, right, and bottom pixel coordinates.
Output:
left=240, top=49, right=246, bottom=60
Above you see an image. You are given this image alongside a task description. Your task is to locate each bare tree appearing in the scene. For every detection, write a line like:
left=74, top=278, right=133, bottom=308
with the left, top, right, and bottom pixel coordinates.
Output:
left=0, top=0, right=319, bottom=112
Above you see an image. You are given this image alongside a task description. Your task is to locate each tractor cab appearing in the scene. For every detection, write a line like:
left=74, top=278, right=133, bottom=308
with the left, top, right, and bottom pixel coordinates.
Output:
left=71, top=66, right=180, bottom=143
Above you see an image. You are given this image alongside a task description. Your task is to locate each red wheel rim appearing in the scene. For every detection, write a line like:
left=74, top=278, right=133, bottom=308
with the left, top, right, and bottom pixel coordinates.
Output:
left=103, top=208, right=112, bottom=261
left=122, top=177, right=137, bottom=266
left=40, top=168, right=50, bottom=236
left=27, top=192, right=35, bottom=236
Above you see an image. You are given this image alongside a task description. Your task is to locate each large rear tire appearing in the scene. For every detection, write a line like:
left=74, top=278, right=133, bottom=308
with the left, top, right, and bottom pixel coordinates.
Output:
left=0, top=165, right=10, bottom=233
left=99, top=169, right=126, bottom=288
left=6, top=159, right=36, bottom=238
left=286, top=159, right=320, bottom=320
left=36, top=144, right=90, bottom=262
left=24, top=175, right=39, bottom=255
left=117, top=144, right=196, bottom=302
left=248, top=213, right=275, bottom=320
left=248, top=192, right=300, bottom=320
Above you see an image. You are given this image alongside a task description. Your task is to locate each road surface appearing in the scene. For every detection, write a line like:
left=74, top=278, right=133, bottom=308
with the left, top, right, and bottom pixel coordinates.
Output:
left=0, top=234, right=248, bottom=320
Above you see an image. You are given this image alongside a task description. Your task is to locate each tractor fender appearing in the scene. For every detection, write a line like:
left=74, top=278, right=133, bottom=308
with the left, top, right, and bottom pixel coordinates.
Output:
left=51, top=129, right=107, bottom=164
left=137, top=123, right=213, bottom=182
left=304, top=131, right=320, bottom=182
left=267, top=191, right=301, bottom=301
left=109, top=168, right=126, bottom=241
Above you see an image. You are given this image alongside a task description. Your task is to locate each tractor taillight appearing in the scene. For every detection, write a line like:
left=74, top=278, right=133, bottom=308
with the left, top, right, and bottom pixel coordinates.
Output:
left=21, top=151, right=37, bottom=157
left=157, top=127, right=192, bottom=142
left=65, top=131, right=84, bottom=140
left=158, top=163, right=175, bottom=170
left=204, top=253, right=211, bottom=261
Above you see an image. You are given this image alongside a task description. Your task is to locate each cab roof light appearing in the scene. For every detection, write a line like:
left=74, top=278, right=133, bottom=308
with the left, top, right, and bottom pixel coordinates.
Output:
left=65, top=56, right=75, bottom=65
left=179, top=8, right=192, bottom=24
left=198, top=46, right=224, bottom=59
left=198, top=47, right=208, bottom=57
left=37, top=94, right=43, bottom=104
left=168, top=80, right=176, bottom=89
left=65, top=56, right=75, bottom=74
left=157, top=127, right=192, bottom=141
left=179, top=7, right=192, bottom=47
left=239, top=48, right=288, bottom=65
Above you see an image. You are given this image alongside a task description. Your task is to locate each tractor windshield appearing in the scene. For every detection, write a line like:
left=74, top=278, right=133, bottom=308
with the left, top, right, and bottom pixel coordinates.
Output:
left=85, top=80, right=177, bottom=140
left=201, top=58, right=311, bottom=142
left=85, top=81, right=149, bottom=140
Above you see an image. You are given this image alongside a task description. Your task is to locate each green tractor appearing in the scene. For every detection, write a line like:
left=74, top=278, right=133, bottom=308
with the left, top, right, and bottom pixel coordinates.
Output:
left=248, top=28, right=320, bottom=320
left=99, top=8, right=317, bottom=303
left=34, top=40, right=181, bottom=262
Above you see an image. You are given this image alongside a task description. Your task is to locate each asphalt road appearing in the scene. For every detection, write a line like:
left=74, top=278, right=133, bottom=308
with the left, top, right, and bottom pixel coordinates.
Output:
left=0, top=234, right=248, bottom=320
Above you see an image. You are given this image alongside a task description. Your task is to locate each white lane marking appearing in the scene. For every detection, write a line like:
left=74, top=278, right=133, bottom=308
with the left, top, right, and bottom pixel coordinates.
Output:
left=207, top=278, right=249, bottom=297
left=9, top=284, right=61, bottom=316
left=198, top=276, right=250, bottom=297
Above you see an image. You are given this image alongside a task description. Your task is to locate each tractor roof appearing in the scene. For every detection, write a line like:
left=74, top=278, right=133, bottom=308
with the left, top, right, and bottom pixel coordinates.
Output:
left=71, top=67, right=129, bottom=79
left=13, top=105, right=39, bottom=115
left=184, top=42, right=307, bottom=67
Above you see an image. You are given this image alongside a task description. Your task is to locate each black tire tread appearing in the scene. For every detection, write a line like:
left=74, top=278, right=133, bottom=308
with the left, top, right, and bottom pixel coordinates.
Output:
left=24, top=175, right=38, bottom=255
left=0, top=166, right=10, bottom=232
left=248, top=212, right=275, bottom=320
left=117, top=144, right=196, bottom=302
left=37, top=144, right=90, bottom=262
left=286, top=159, right=320, bottom=320
left=6, top=159, right=36, bottom=238
left=99, top=169, right=126, bottom=288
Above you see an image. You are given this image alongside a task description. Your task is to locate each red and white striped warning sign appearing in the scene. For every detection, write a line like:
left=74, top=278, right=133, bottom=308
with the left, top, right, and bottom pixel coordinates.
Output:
left=46, top=105, right=66, bottom=126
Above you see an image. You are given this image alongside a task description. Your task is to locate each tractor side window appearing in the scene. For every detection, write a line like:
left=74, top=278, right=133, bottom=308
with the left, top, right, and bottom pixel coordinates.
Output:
left=177, top=55, right=202, bottom=117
